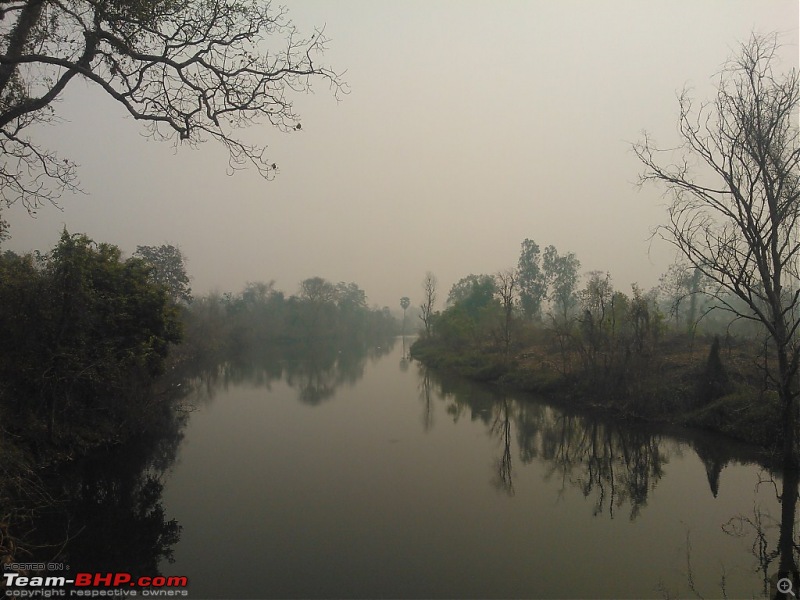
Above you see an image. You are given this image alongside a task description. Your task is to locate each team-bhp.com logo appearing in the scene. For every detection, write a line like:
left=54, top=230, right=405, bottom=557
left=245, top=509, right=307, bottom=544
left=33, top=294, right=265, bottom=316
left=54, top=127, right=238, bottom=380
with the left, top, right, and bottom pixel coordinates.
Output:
left=4, top=572, right=189, bottom=597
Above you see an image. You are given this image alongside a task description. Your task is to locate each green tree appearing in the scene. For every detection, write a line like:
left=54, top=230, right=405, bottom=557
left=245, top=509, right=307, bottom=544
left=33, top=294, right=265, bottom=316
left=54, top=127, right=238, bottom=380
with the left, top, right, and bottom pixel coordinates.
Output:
left=299, top=276, right=337, bottom=304
left=434, top=275, right=500, bottom=350
left=495, top=269, right=518, bottom=358
left=0, top=208, right=8, bottom=244
left=334, top=281, right=369, bottom=339
left=335, top=282, right=367, bottom=312
left=542, top=245, right=580, bottom=322
left=447, top=274, right=495, bottom=307
left=0, top=0, right=344, bottom=212
left=517, top=239, right=546, bottom=320
left=658, top=263, right=709, bottom=331
left=658, top=263, right=693, bottom=328
left=578, top=271, right=613, bottom=370
left=700, top=336, right=729, bottom=405
left=297, top=277, right=337, bottom=338
left=628, top=284, right=659, bottom=355
left=635, top=34, right=800, bottom=467
left=0, top=248, right=46, bottom=395
left=133, top=244, right=192, bottom=304
left=451, top=275, right=496, bottom=319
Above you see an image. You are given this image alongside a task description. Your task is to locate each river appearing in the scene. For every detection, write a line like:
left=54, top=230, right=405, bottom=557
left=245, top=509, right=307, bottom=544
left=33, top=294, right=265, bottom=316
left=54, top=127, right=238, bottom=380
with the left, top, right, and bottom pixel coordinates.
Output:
left=137, top=338, right=784, bottom=598
left=37, top=337, right=791, bottom=598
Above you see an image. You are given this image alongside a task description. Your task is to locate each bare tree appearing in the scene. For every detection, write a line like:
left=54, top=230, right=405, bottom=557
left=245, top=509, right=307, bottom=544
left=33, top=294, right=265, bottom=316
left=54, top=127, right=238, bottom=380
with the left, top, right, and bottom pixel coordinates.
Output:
left=419, top=271, right=437, bottom=337
left=0, top=0, right=344, bottom=213
left=495, top=268, right=517, bottom=358
left=634, top=33, right=800, bottom=465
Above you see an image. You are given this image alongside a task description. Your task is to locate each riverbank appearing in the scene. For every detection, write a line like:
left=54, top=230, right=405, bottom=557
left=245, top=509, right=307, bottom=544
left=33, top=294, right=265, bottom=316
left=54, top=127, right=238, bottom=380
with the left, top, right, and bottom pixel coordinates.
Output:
left=410, top=333, right=783, bottom=455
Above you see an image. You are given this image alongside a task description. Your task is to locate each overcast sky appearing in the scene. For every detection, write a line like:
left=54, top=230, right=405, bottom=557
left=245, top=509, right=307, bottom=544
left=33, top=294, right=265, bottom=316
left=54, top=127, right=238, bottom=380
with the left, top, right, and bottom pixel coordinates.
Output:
left=4, top=1, right=798, bottom=310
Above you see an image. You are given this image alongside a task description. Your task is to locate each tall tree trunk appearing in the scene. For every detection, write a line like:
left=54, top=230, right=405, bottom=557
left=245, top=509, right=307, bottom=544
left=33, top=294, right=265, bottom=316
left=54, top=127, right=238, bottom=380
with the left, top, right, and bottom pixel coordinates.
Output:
left=776, top=337, right=798, bottom=470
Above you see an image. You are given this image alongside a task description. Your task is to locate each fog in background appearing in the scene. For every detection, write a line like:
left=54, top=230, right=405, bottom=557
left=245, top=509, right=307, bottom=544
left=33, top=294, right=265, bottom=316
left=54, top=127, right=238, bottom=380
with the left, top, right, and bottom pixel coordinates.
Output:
left=4, top=1, right=798, bottom=310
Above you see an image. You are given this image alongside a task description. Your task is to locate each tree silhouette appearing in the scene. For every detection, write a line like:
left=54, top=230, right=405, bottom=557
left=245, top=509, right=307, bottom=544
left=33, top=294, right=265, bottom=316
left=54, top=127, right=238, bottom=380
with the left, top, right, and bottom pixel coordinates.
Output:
left=0, top=1, right=345, bottom=213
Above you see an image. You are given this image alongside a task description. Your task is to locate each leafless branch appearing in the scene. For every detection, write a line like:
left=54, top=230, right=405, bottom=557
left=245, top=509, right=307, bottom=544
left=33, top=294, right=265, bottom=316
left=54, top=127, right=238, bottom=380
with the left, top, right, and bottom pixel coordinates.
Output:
left=0, top=0, right=346, bottom=210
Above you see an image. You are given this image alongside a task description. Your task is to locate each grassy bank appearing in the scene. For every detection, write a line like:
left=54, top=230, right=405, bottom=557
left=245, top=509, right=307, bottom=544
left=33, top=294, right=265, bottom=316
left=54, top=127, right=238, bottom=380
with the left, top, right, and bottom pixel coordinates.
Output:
left=411, top=332, right=783, bottom=453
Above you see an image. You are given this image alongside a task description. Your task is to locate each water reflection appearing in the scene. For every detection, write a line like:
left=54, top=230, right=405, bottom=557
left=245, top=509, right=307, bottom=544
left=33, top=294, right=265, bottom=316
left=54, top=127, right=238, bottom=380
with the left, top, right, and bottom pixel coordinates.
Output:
left=419, top=363, right=782, bottom=521
left=418, top=360, right=800, bottom=597
left=776, top=466, right=799, bottom=598
left=490, top=398, right=515, bottom=496
left=418, top=368, right=434, bottom=432
left=10, top=339, right=799, bottom=599
left=284, top=341, right=389, bottom=405
left=180, top=338, right=395, bottom=406
left=542, top=415, right=665, bottom=520
left=712, top=465, right=800, bottom=599
left=5, top=339, right=395, bottom=580
left=420, top=364, right=667, bottom=519
left=17, top=404, right=187, bottom=575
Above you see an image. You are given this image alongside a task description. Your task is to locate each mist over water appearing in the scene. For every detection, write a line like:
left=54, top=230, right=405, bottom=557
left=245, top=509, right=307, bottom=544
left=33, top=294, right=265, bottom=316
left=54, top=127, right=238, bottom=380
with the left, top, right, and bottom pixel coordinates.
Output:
left=155, top=339, right=781, bottom=598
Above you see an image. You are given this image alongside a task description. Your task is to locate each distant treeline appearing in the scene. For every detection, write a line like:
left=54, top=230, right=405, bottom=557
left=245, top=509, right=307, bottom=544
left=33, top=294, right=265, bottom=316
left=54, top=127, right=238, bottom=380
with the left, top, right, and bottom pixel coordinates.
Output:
left=180, top=277, right=398, bottom=364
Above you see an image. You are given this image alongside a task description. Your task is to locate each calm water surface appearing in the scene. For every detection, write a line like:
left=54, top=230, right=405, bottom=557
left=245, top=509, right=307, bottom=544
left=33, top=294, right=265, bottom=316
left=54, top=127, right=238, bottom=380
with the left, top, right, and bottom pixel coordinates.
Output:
left=157, top=339, right=785, bottom=598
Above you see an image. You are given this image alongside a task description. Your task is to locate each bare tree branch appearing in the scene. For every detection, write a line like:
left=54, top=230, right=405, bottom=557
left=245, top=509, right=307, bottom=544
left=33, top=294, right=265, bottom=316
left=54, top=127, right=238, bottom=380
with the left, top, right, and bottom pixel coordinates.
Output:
left=0, top=0, right=345, bottom=211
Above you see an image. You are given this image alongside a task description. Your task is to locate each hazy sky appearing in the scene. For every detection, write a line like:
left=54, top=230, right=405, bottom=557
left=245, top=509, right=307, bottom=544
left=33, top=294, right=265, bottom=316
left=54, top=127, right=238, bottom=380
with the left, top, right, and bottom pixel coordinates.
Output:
left=4, top=1, right=799, bottom=310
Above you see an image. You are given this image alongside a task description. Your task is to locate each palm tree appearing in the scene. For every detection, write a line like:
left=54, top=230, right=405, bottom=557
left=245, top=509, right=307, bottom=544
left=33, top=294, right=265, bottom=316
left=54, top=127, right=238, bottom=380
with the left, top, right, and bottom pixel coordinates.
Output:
left=400, top=297, right=410, bottom=336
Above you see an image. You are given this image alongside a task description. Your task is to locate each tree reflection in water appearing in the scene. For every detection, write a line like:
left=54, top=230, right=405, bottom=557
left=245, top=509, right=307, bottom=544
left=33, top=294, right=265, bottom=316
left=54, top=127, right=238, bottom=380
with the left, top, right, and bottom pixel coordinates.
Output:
left=540, top=415, right=665, bottom=520
left=418, top=362, right=800, bottom=597
left=5, top=338, right=395, bottom=579
left=418, top=368, right=434, bottom=433
left=178, top=338, right=395, bottom=407
left=15, top=403, right=188, bottom=575
left=719, top=465, right=800, bottom=599
left=11, top=343, right=798, bottom=597
left=283, top=341, right=389, bottom=405
left=490, top=398, right=515, bottom=496
left=419, top=364, right=666, bottom=519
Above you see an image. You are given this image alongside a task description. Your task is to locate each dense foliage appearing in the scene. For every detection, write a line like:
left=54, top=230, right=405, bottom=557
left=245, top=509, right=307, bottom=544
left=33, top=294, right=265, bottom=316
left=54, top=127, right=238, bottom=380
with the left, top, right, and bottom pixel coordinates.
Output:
left=133, top=244, right=193, bottom=304
left=0, top=231, right=182, bottom=443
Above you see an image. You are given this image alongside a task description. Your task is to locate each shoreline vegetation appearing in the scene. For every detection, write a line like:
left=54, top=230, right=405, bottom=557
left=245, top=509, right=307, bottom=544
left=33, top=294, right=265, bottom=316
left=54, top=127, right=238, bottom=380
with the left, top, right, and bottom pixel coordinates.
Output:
left=407, top=217, right=799, bottom=465
left=411, top=327, right=782, bottom=459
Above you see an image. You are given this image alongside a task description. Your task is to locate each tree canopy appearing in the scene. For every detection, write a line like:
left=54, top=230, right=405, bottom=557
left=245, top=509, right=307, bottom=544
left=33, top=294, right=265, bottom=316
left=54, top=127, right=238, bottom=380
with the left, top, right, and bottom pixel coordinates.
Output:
left=133, top=244, right=192, bottom=304
left=517, top=239, right=545, bottom=320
